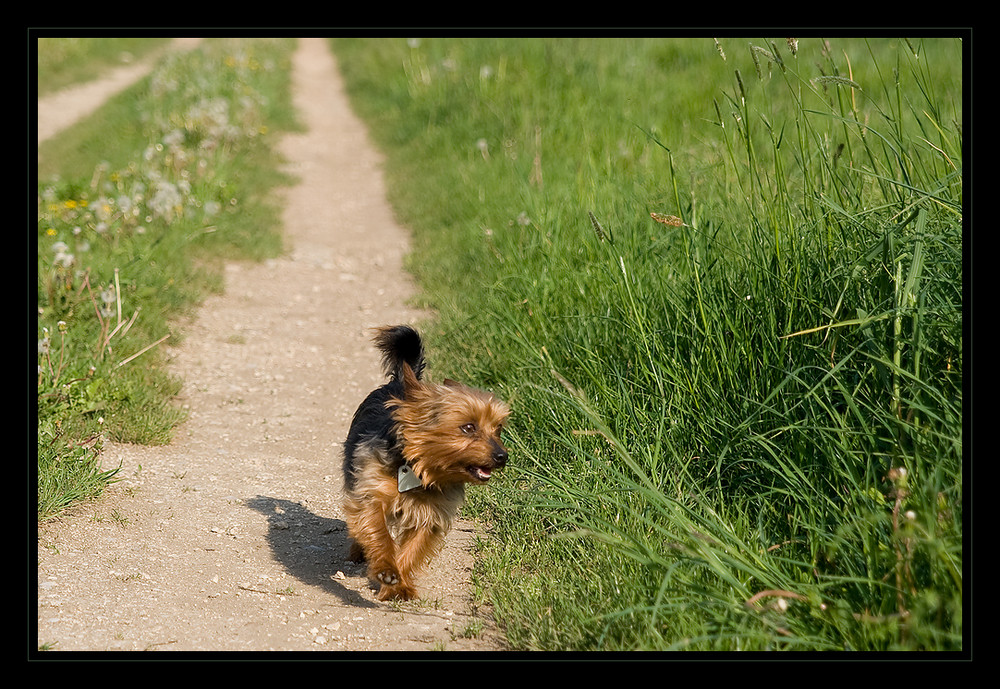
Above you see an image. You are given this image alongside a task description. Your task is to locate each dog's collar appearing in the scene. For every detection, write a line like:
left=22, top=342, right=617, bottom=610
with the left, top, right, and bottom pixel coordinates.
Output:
left=397, top=464, right=423, bottom=493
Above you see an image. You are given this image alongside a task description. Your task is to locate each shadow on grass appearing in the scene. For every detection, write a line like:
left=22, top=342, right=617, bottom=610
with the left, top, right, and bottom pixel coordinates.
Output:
left=244, top=495, right=377, bottom=609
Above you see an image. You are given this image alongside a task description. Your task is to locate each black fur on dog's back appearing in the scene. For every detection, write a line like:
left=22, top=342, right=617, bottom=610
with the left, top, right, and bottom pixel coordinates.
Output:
left=342, top=383, right=403, bottom=492
left=342, top=326, right=424, bottom=492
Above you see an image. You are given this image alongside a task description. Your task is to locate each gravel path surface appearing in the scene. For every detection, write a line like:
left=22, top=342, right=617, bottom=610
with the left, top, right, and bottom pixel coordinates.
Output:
left=36, top=37, right=507, bottom=654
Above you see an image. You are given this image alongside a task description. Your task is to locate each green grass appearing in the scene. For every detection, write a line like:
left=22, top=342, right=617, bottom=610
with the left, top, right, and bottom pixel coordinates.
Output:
left=36, top=37, right=173, bottom=97
left=36, top=38, right=299, bottom=520
left=332, top=36, right=963, bottom=651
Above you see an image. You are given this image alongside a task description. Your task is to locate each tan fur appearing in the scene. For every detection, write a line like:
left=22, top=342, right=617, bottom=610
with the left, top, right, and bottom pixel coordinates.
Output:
left=343, top=353, right=509, bottom=601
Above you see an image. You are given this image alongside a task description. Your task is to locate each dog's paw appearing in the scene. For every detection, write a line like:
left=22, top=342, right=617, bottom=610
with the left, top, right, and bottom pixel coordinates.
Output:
left=375, top=569, right=400, bottom=586
left=377, top=581, right=418, bottom=601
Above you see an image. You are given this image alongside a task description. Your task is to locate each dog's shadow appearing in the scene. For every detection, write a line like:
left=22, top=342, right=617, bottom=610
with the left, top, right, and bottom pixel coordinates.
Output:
left=243, top=495, right=377, bottom=609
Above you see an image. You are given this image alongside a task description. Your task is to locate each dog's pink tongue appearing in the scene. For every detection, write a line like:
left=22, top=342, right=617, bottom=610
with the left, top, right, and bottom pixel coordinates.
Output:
left=475, top=467, right=492, bottom=481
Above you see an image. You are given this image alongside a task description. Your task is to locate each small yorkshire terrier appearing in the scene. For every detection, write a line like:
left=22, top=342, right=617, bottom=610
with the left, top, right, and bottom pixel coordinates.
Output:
left=342, top=325, right=510, bottom=601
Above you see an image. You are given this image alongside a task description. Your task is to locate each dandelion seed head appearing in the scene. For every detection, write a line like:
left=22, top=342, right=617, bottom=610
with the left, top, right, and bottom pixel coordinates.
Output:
left=100, top=285, right=117, bottom=306
left=149, top=180, right=183, bottom=221
left=163, top=129, right=185, bottom=148
left=52, top=241, right=74, bottom=267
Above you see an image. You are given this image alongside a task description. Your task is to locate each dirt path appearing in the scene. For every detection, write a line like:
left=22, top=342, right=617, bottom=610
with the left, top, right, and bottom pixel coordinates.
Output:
left=36, top=37, right=507, bottom=653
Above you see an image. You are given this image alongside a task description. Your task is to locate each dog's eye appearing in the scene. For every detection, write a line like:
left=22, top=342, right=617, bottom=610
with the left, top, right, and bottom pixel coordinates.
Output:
left=460, top=423, right=477, bottom=434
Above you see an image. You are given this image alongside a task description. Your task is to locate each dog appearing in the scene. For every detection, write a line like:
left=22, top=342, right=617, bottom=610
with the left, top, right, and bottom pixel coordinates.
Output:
left=342, top=325, right=510, bottom=601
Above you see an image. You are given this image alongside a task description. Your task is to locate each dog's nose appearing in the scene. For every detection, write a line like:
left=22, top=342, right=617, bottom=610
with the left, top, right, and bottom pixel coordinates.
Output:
left=493, top=448, right=508, bottom=466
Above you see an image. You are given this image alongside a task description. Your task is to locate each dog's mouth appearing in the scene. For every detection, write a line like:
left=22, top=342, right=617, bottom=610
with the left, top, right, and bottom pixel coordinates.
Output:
left=467, top=465, right=494, bottom=482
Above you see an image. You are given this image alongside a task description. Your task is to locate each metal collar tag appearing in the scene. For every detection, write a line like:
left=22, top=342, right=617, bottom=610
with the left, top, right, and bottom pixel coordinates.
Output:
left=397, top=464, right=422, bottom=493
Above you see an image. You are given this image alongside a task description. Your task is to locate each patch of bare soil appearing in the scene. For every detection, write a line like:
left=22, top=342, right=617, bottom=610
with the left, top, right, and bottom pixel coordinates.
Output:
left=36, top=37, right=507, bottom=653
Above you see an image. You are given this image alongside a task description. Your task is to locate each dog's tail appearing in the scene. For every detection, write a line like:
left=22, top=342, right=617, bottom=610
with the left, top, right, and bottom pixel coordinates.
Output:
left=372, top=325, right=426, bottom=381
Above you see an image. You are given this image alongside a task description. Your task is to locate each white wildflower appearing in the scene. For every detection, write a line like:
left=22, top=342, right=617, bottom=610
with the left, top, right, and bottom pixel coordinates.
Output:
left=149, top=180, right=183, bottom=221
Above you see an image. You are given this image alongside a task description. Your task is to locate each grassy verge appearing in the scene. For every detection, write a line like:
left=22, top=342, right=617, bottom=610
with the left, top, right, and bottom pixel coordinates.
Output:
left=36, top=38, right=299, bottom=520
left=332, top=36, right=963, bottom=651
left=36, top=37, right=172, bottom=97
